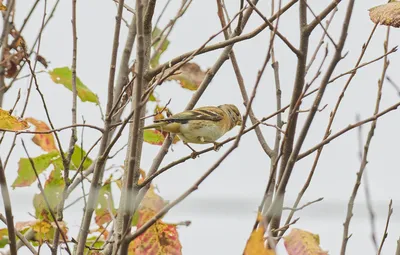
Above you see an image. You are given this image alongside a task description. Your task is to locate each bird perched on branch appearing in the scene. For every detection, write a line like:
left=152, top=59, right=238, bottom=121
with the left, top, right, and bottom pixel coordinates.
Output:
left=143, top=104, right=242, bottom=157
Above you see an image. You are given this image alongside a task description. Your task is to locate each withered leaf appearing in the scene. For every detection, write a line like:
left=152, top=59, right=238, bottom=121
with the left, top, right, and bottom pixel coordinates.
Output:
left=167, top=62, right=207, bottom=91
left=369, top=2, right=400, bottom=27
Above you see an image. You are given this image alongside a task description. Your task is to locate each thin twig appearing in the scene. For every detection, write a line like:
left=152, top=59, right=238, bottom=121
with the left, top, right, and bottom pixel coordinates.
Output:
left=357, top=114, right=378, bottom=251
left=280, top=24, right=379, bottom=237
left=270, top=0, right=353, bottom=233
left=216, top=0, right=274, bottom=158
left=74, top=0, right=126, bottom=252
left=127, top=24, right=265, bottom=242
left=0, top=160, right=17, bottom=255
left=377, top=200, right=393, bottom=255
left=282, top=197, right=323, bottom=212
left=340, top=26, right=390, bottom=255
left=146, top=0, right=298, bottom=79
left=21, top=141, right=71, bottom=254
left=0, top=214, right=37, bottom=255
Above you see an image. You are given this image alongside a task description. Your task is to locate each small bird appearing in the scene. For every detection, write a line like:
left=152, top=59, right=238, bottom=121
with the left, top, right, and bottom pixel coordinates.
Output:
left=143, top=104, right=242, bottom=157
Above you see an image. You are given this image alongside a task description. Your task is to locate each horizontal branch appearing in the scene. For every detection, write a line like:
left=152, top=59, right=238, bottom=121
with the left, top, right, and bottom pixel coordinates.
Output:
left=297, top=100, right=400, bottom=160
left=0, top=123, right=104, bottom=134
left=146, top=0, right=298, bottom=79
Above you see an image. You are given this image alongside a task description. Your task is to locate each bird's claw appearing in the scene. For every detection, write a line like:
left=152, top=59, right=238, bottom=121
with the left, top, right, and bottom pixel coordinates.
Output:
left=213, top=142, right=222, bottom=151
left=190, top=151, right=200, bottom=159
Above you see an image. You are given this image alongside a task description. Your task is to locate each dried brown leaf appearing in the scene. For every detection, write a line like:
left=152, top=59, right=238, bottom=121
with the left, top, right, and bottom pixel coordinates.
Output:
left=369, top=2, right=400, bottom=27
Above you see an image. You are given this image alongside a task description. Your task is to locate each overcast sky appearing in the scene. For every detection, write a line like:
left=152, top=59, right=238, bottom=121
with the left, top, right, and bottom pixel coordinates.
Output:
left=1, top=0, right=400, bottom=254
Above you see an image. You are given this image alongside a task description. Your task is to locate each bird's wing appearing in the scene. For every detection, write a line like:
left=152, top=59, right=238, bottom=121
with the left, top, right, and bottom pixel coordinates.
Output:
left=155, top=107, right=223, bottom=124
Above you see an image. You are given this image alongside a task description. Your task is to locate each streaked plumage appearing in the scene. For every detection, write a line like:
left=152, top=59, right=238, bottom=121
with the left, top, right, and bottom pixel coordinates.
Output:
left=143, top=104, right=242, bottom=153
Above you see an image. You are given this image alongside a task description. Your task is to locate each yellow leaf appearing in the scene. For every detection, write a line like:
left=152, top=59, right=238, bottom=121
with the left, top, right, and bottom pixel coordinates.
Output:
left=244, top=225, right=276, bottom=255
left=32, top=221, right=51, bottom=234
left=0, top=0, right=6, bottom=11
left=0, top=108, right=29, bottom=131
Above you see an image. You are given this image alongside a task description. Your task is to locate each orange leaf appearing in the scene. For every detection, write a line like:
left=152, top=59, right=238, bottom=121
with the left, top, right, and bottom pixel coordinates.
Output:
left=131, top=209, right=182, bottom=255
left=284, top=228, right=328, bottom=255
left=244, top=225, right=276, bottom=255
left=167, top=63, right=207, bottom=91
left=0, top=108, right=28, bottom=130
left=26, top=118, right=58, bottom=152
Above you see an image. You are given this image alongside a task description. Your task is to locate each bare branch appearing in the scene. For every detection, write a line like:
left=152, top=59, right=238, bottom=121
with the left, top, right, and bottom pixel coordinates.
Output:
left=377, top=200, right=393, bottom=255
left=0, top=214, right=37, bottom=255
left=0, top=160, right=17, bottom=255
left=340, top=26, right=390, bottom=255
left=21, top=141, right=71, bottom=254
left=74, top=0, right=127, bottom=252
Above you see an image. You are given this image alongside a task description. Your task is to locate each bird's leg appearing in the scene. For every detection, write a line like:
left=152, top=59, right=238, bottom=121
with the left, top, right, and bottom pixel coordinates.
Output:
left=213, top=141, right=223, bottom=151
left=183, top=141, right=199, bottom=158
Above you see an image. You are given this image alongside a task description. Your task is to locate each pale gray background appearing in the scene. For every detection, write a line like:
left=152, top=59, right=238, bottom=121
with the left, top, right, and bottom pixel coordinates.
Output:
left=1, top=0, right=400, bottom=254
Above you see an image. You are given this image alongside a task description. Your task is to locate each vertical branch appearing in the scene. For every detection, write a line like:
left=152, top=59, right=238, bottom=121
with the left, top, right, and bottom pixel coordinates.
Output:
left=269, top=0, right=309, bottom=233
left=340, top=26, right=390, bottom=255
left=113, top=13, right=136, bottom=112
left=121, top=0, right=145, bottom=237
left=0, top=159, right=17, bottom=255
left=21, top=141, right=71, bottom=254
left=377, top=200, right=393, bottom=255
left=216, top=0, right=274, bottom=157
left=135, top=0, right=268, bottom=224
left=52, top=0, right=78, bottom=252
left=112, top=1, right=155, bottom=254
left=280, top=24, right=378, bottom=237
left=270, top=0, right=348, bottom=233
left=0, top=0, right=15, bottom=105
left=74, top=0, right=126, bottom=253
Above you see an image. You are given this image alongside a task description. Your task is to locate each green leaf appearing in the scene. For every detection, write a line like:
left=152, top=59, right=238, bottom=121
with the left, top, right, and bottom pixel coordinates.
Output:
left=150, top=27, right=170, bottom=68
left=143, top=129, right=165, bottom=145
left=12, top=151, right=61, bottom=188
left=33, top=168, right=65, bottom=220
left=95, top=176, right=116, bottom=226
left=12, top=145, right=93, bottom=188
left=44, top=168, right=65, bottom=211
left=0, top=228, right=9, bottom=248
left=71, top=145, right=93, bottom=170
left=49, top=67, right=99, bottom=103
left=148, top=92, right=157, bottom=102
